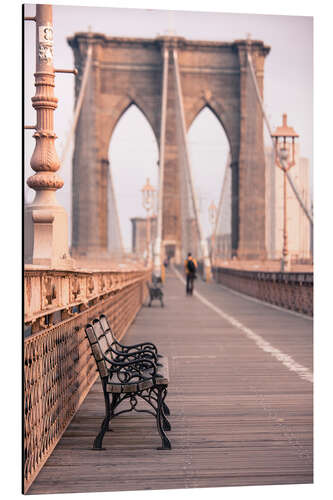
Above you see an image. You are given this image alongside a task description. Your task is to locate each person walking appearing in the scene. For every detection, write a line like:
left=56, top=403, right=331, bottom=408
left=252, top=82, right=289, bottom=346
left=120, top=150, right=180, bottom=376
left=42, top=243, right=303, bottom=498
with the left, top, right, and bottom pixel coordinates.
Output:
left=184, top=252, right=197, bottom=295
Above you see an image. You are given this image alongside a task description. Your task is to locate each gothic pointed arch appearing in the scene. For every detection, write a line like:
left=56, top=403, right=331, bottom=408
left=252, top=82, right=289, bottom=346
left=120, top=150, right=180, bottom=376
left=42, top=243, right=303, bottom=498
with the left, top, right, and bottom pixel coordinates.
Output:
left=107, top=102, right=159, bottom=253
left=186, top=97, right=237, bottom=161
left=99, top=95, right=160, bottom=158
left=187, top=105, right=230, bottom=244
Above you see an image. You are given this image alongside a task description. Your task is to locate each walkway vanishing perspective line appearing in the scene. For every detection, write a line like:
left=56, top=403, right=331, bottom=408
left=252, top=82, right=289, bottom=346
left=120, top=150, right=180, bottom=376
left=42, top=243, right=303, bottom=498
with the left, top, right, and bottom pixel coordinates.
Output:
left=28, top=270, right=313, bottom=495
left=173, top=267, right=313, bottom=384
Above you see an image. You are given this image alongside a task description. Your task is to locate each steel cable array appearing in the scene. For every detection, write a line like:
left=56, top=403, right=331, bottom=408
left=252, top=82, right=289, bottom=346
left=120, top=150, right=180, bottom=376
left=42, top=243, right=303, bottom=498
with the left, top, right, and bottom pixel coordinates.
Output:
left=246, top=51, right=313, bottom=226
left=213, top=48, right=312, bottom=262
left=62, top=43, right=124, bottom=258
left=173, top=49, right=204, bottom=261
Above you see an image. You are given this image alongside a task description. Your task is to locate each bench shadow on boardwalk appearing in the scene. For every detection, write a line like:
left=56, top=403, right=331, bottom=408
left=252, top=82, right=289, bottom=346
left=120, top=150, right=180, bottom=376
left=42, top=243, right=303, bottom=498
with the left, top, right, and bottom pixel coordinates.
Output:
left=28, top=270, right=313, bottom=495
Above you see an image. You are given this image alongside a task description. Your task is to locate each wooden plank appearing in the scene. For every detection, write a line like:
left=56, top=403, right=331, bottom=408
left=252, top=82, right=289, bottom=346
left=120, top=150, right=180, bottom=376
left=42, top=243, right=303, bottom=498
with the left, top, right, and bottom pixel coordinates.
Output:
left=28, top=269, right=313, bottom=495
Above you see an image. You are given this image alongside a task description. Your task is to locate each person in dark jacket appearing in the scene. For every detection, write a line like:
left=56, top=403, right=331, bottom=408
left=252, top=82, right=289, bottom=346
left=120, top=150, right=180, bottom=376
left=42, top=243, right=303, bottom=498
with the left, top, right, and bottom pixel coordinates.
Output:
left=184, top=252, right=197, bottom=295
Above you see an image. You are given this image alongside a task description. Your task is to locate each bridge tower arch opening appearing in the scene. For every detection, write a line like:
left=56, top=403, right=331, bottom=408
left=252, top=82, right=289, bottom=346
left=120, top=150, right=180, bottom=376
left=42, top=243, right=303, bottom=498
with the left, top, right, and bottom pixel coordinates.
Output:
left=108, top=103, right=159, bottom=256
left=187, top=105, right=231, bottom=255
left=68, top=34, right=270, bottom=260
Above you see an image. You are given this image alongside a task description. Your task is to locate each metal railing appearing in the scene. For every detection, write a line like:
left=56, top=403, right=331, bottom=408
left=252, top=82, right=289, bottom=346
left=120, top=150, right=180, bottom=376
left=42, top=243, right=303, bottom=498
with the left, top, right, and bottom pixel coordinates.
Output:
left=24, top=267, right=147, bottom=330
left=213, top=266, right=313, bottom=316
left=24, top=268, right=150, bottom=493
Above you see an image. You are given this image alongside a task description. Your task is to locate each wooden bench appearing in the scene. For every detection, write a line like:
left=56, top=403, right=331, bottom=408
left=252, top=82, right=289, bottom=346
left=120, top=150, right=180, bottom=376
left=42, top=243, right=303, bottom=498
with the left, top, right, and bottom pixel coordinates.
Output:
left=85, top=316, right=171, bottom=450
left=99, top=314, right=164, bottom=362
left=146, top=275, right=164, bottom=307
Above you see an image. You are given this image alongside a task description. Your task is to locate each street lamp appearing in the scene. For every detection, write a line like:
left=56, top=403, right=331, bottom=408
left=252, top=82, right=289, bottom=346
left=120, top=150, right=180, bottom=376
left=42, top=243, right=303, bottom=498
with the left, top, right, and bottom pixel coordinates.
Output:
left=208, top=201, right=217, bottom=266
left=271, top=113, right=299, bottom=272
left=141, top=178, right=156, bottom=265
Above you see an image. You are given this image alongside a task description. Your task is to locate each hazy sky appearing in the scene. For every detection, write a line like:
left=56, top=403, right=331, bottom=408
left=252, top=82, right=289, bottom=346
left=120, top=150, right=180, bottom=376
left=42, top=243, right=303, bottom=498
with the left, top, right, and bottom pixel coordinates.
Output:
left=24, top=3, right=313, bottom=251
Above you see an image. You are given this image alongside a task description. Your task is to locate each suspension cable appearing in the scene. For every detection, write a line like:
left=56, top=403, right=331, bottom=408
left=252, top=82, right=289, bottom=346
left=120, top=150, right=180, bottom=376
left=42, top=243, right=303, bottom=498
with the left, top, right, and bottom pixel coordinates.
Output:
left=60, top=44, right=93, bottom=164
left=213, top=154, right=231, bottom=239
left=247, top=51, right=313, bottom=226
left=108, top=166, right=124, bottom=256
left=156, top=47, right=169, bottom=255
left=173, top=48, right=204, bottom=245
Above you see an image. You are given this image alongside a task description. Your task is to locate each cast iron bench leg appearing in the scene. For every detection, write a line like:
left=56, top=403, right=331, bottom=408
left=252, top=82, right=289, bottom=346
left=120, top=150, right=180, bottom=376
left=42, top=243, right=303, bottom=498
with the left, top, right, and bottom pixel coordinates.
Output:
left=108, top=394, right=120, bottom=431
left=93, top=387, right=111, bottom=450
left=162, top=401, right=170, bottom=416
left=156, top=386, right=171, bottom=450
left=161, top=408, right=171, bottom=431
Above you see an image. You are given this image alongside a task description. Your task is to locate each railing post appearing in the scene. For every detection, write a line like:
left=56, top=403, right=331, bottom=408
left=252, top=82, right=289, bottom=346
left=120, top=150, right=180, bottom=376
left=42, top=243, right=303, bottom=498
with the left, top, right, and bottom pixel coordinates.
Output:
left=24, top=4, right=72, bottom=267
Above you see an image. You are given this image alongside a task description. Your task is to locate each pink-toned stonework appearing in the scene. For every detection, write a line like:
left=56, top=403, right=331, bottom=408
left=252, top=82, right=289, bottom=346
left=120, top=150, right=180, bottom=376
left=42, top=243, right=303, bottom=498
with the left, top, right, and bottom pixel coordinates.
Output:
left=68, top=33, right=270, bottom=260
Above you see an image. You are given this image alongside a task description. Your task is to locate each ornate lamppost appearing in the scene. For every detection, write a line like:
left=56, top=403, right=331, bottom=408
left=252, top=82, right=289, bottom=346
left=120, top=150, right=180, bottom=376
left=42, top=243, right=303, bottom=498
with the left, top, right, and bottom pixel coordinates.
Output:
left=24, top=4, right=76, bottom=266
left=141, top=178, right=156, bottom=265
left=208, top=201, right=217, bottom=267
left=271, top=114, right=299, bottom=272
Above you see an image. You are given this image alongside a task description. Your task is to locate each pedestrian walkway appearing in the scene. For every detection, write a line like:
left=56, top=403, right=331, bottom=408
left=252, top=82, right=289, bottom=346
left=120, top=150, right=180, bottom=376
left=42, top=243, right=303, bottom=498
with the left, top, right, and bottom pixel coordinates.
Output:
left=28, top=268, right=313, bottom=495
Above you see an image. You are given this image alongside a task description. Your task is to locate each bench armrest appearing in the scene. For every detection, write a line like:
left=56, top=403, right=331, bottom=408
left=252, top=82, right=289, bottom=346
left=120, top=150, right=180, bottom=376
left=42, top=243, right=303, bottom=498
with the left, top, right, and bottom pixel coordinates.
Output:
left=99, top=314, right=160, bottom=356
left=105, top=356, right=157, bottom=376
left=113, top=338, right=159, bottom=355
left=107, top=345, right=158, bottom=364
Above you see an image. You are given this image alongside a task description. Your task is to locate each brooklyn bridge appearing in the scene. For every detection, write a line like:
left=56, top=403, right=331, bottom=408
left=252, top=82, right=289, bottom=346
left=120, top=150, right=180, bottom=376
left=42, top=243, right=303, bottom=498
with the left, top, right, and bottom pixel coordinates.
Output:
left=23, top=5, right=313, bottom=495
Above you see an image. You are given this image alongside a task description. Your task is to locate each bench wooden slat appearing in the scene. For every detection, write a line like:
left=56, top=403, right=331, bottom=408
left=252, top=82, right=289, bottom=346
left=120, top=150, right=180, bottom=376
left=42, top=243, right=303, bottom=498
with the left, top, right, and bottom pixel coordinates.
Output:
left=106, top=358, right=169, bottom=393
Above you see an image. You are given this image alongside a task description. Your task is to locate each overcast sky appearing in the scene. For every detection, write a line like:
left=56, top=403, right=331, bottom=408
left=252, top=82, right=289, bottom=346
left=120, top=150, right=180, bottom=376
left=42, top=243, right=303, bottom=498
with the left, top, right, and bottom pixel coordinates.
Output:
left=24, top=3, right=313, bottom=251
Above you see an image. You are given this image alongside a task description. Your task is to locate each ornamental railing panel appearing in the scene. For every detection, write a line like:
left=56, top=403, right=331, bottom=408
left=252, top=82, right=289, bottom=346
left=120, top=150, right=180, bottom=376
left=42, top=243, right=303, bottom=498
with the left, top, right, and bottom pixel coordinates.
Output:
left=24, top=269, right=149, bottom=493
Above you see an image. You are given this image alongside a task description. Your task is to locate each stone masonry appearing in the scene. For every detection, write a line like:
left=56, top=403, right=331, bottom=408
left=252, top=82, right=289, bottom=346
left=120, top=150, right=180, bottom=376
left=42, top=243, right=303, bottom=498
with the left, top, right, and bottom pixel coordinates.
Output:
left=68, top=34, right=270, bottom=260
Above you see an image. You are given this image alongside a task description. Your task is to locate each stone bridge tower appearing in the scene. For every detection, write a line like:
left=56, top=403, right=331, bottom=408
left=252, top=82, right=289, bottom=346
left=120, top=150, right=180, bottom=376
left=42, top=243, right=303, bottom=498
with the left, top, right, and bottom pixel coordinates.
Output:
left=68, top=34, right=270, bottom=260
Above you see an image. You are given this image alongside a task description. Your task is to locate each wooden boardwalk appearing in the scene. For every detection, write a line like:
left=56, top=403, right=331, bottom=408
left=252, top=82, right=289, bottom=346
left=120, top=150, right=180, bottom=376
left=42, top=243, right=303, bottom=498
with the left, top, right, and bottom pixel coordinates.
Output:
left=28, top=268, right=313, bottom=495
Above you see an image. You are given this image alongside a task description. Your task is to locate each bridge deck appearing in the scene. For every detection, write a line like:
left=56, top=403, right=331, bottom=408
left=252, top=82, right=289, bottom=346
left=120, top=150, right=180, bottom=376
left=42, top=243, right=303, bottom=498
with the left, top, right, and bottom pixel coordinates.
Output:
left=28, top=268, right=313, bottom=495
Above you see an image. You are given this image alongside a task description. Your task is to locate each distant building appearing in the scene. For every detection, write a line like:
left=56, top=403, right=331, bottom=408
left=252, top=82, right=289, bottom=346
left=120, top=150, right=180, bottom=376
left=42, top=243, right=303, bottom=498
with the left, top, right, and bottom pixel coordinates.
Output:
left=131, top=216, right=157, bottom=258
left=265, top=144, right=312, bottom=261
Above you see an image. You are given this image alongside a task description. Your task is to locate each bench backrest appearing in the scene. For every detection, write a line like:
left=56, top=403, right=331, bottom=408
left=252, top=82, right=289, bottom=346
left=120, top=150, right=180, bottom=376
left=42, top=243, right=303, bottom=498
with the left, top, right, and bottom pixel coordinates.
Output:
left=147, top=279, right=162, bottom=292
left=99, top=314, right=116, bottom=346
left=152, top=275, right=162, bottom=286
left=85, top=324, right=109, bottom=379
left=91, top=319, right=115, bottom=358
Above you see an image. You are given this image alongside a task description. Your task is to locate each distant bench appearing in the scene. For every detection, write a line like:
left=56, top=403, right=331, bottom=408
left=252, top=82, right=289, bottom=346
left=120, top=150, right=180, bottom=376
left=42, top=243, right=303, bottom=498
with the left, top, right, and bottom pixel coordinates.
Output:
left=85, top=314, right=171, bottom=450
left=146, top=276, right=164, bottom=307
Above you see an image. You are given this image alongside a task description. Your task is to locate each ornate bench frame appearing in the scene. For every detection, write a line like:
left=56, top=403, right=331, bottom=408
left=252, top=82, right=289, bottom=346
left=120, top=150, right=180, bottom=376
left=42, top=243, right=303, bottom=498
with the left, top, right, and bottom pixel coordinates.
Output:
left=85, top=318, right=171, bottom=450
left=146, top=276, right=164, bottom=307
